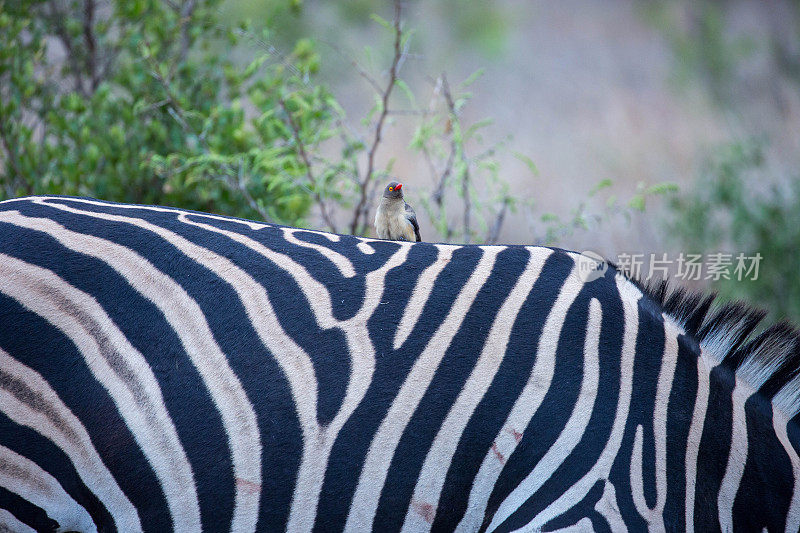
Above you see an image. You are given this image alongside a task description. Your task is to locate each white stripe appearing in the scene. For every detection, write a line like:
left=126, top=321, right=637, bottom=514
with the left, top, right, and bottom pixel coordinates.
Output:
left=527, top=274, right=640, bottom=528
left=594, top=481, right=627, bottom=533
left=514, top=517, right=593, bottom=532
left=281, top=227, right=356, bottom=278
left=0, top=196, right=272, bottom=230
left=2, top=195, right=381, bottom=258
left=12, top=201, right=264, bottom=532
left=487, top=298, right=603, bottom=532
left=176, top=213, right=339, bottom=330
left=401, top=247, right=551, bottom=532
left=0, top=444, right=96, bottom=533
left=287, top=244, right=411, bottom=532
left=0, top=508, right=37, bottom=533
left=344, top=246, right=504, bottom=533
left=0, top=209, right=261, bottom=531
left=717, top=377, right=753, bottom=532
left=393, top=245, right=458, bottom=350
left=357, top=241, right=376, bottom=254
left=684, top=352, right=714, bottom=533
left=172, top=211, right=411, bottom=531
left=455, top=267, right=584, bottom=532
left=23, top=197, right=410, bottom=531
left=0, top=348, right=142, bottom=532
left=0, top=251, right=200, bottom=532
left=629, top=317, right=681, bottom=531
left=772, top=411, right=800, bottom=533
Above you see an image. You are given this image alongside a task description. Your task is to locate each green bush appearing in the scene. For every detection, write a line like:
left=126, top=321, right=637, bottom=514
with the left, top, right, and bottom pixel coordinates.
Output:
left=2, top=0, right=666, bottom=244
left=668, top=141, right=800, bottom=322
left=0, top=0, right=331, bottom=224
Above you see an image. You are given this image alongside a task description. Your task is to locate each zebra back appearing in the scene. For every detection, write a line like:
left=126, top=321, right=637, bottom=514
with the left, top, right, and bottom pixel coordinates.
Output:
left=0, top=196, right=798, bottom=532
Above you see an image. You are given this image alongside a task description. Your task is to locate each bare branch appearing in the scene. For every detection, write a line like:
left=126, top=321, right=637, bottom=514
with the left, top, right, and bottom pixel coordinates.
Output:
left=440, top=74, right=473, bottom=243
left=433, top=74, right=458, bottom=206
left=178, top=0, right=197, bottom=62
left=432, top=139, right=456, bottom=206
left=350, top=0, right=405, bottom=236
left=485, top=198, right=510, bottom=245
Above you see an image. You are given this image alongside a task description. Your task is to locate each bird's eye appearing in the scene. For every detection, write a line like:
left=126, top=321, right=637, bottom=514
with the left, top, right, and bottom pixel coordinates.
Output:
left=388, top=186, right=393, bottom=191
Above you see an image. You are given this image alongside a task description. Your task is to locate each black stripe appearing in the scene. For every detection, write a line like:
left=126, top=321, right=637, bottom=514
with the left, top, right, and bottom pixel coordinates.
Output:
left=662, top=336, right=699, bottom=530
left=374, top=246, right=530, bottom=531
left=0, top=485, right=58, bottom=533
left=314, top=245, right=483, bottom=532
left=732, top=395, right=793, bottom=531
left=692, top=364, right=734, bottom=532
left=491, top=274, right=625, bottom=531
left=431, top=252, right=574, bottom=531
left=606, top=296, right=666, bottom=531
left=0, top=410, right=114, bottom=532
left=0, top=233, right=173, bottom=532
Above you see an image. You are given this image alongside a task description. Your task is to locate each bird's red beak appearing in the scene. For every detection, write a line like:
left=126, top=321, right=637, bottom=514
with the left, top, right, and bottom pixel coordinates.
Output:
left=396, top=183, right=403, bottom=190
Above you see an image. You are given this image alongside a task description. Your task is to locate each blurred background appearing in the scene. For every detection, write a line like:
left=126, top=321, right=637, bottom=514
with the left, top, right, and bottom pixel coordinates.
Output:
left=2, top=0, right=800, bottom=320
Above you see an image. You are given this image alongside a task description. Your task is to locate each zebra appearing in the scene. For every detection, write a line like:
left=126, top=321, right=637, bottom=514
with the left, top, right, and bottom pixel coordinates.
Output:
left=0, top=195, right=798, bottom=532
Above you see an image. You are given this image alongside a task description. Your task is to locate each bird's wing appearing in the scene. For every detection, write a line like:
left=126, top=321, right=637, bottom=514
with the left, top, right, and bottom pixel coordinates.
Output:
left=405, top=202, right=421, bottom=242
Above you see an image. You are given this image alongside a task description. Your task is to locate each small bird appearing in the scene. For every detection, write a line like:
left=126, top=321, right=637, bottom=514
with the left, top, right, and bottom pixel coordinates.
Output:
left=374, top=181, right=421, bottom=242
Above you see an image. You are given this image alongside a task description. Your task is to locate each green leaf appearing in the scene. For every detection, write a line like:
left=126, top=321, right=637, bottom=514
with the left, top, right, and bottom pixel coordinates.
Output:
left=589, top=178, right=613, bottom=196
left=243, top=54, right=269, bottom=79
left=395, top=79, right=416, bottom=107
left=512, top=151, right=538, bottom=175
left=464, top=118, right=493, bottom=140
left=628, top=195, right=646, bottom=211
left=369, top=13, right=392, bottom=30
left=645, top=182, right=679, bottom=195
left=460, top=69, right=485, bottom=89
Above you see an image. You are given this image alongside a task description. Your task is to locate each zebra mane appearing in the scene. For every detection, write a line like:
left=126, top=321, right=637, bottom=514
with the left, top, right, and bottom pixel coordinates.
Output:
left=619, top=271, right=800, bottom=420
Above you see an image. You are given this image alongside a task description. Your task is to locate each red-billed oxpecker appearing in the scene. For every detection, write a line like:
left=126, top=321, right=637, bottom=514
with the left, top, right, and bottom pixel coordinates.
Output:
left=374, top=181, right=421, bottom=242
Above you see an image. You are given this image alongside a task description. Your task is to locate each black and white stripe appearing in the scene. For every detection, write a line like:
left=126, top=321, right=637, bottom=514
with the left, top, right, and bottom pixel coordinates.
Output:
left=0, top=196, right=798, bottom=531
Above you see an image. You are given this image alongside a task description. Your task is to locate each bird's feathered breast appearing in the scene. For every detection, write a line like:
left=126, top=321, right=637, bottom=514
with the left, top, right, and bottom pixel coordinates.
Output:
left=375, top=198, right=420, bottom=242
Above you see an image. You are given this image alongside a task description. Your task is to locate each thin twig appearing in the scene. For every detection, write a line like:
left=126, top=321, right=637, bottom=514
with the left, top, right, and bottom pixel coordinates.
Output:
left=486, top=197, right=509, bottom=245
left=433, top=74, right=457, bottom=208
left=178, top=0, right=197, bottom=62
left=432, top=144, right=455, bottom=206
left=350, top=0, right=404, bottom=235
left=440, top=74, right=472, bottom=243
